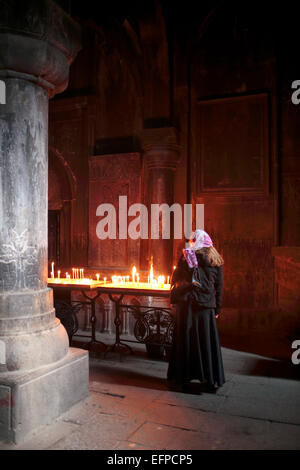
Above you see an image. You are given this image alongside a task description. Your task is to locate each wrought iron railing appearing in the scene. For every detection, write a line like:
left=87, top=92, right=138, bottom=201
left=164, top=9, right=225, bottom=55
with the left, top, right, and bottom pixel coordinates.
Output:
left=54, top=298, right=175, bottom=359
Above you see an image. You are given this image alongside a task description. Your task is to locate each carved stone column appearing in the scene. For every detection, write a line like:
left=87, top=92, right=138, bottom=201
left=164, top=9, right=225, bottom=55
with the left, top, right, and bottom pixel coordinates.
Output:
left=0, top=0, right=88, bottom=444
left=141, top=127, right=180, bottom=275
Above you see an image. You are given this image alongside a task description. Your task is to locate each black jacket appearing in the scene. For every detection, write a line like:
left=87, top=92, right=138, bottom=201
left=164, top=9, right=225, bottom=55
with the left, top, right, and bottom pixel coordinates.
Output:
left=170, top=252, right=223, bottom=315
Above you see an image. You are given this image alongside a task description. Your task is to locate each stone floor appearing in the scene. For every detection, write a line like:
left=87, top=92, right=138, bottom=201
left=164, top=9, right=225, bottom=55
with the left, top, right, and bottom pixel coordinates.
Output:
left=1, top=340, right=300, bottom=450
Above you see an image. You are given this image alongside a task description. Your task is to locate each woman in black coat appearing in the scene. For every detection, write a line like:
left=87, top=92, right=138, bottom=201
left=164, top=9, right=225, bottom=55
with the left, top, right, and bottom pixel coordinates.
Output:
left=167, top=229, right=225, bottom=392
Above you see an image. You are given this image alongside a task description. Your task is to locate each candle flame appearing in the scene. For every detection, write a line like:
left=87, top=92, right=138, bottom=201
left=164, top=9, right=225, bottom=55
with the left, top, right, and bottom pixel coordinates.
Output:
left=150, top=264, right=154, bottom=283
left=48, top=263, right=171, bottom=290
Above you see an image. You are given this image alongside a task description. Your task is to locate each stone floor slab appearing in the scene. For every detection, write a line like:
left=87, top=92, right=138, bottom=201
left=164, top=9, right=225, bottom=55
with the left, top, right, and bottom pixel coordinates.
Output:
left=0, top=345, right=299, bottom=450
left=127, top=421, right=185, bottom=449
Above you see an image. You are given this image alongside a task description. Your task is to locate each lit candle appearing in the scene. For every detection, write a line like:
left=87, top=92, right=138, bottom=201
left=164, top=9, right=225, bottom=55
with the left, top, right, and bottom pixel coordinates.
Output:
left=167, top=275, right=170, bottom=284
left=72, top=268, right=75, bottom=279
left=51, top=262, right=54, bottom=279
left=96, top=273, right=100, bottom=281
left=173, top=265, right=176, bottom=271
left=58, top=270, right=60, bottom=279
left=158, top=275, right=165, bottom=288
left=104, top=277, right=107, bottom=284
left=132, top=266, right=136, bottom=283
left=137, top=273, right=139, bottom=284
left=150, top=264, right=154, bottom=284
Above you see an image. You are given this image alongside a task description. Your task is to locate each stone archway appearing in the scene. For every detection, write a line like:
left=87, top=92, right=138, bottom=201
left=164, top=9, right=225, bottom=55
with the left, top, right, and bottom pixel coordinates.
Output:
left=49, top=147, right=76, bottom=267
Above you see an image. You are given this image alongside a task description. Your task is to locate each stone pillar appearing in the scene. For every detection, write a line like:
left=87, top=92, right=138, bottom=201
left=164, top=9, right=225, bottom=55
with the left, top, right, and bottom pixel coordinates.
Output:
left=0, top=0, right=88, bottom=444
left=141, top=127, right=180, bottom=274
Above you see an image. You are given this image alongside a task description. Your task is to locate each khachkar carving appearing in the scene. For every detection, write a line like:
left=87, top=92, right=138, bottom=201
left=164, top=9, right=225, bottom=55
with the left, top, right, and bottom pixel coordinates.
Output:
left=0, top=229, right=38, bottom=290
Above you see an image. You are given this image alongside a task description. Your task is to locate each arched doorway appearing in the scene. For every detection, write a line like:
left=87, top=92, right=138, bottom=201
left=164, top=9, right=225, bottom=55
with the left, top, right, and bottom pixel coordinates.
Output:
left=48, top=148, right=76, bottom=270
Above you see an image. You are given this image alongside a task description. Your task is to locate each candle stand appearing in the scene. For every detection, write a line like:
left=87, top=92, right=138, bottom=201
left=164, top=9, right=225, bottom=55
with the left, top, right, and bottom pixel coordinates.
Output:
left=48, top=281, right=175, bottom=361
left=48, top=283, right=106, bottom=351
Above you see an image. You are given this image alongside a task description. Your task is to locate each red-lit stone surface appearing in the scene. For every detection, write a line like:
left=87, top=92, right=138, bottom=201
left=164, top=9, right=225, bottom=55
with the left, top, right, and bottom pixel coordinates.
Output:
left=47, top=1, right=300, bottom=353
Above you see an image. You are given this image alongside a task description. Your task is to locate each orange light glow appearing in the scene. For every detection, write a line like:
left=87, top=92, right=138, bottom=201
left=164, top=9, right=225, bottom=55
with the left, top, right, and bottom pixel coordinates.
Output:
left=48, top=263, right=172, bottom=290
left=132, top=265, right=137, bottom=283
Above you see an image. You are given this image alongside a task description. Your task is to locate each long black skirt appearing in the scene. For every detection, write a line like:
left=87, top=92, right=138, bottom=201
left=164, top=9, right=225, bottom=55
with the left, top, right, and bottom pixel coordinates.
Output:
left=167, top=301, right=225, bottom=387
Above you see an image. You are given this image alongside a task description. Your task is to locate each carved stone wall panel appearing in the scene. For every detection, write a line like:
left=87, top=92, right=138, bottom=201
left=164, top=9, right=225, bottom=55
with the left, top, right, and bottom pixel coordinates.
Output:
left=191, top=92, right=275, bottom=308
left=89, top=153, right=142, bottom=270
left=272, top=247, right=300, bottom=312
left=195, top=94, right=269, bottom=194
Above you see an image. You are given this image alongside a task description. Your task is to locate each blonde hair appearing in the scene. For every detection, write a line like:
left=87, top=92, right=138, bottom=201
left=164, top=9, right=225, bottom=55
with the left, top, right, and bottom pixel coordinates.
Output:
left=196, top=246, right=224, bottom=267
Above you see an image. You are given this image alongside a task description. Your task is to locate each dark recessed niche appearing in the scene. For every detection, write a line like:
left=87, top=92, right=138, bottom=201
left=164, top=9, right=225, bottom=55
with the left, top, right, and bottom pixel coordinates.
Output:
left=93, top=136, right=141, bottom=155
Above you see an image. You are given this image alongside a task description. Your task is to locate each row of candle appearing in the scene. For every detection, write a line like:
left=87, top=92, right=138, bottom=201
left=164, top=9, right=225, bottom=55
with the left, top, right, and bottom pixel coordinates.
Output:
left=49, top=262, right=175, bottom=289
left=72, top=268, right=85, bottom=279
left=50, top=262, right=101, bottom=283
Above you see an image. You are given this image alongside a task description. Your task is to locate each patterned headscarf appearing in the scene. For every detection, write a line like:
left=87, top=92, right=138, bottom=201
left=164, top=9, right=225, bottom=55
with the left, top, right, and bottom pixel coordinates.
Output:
left=189, top=229, right=213, bottom=251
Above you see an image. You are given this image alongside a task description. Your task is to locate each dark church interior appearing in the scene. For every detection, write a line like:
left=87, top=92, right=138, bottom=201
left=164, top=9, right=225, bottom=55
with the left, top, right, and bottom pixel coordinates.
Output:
left=0, top=0, right=300, bottom=451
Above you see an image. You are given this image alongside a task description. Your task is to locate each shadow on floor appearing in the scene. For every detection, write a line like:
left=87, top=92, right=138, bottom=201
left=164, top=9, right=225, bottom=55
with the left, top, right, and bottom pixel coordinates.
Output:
left=73, top=337, right=300, bottom=387
left=88, top=359, right=220, bottom=396
left=217, top=332, right=300, bottom=381
left=245, top=357, right=300, bottom=381
left=89, top=361, right=169, bottom=391
left=220, top=331, right=294, bottom=358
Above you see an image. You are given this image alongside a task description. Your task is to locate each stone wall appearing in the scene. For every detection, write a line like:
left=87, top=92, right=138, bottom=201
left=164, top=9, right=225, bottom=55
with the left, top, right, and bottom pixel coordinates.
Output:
left=48, top=1, right=300, bottom=350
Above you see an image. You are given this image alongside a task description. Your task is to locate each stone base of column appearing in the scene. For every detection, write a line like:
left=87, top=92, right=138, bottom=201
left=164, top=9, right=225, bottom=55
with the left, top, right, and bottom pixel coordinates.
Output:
left=0, top=347, right=89, bottom=444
